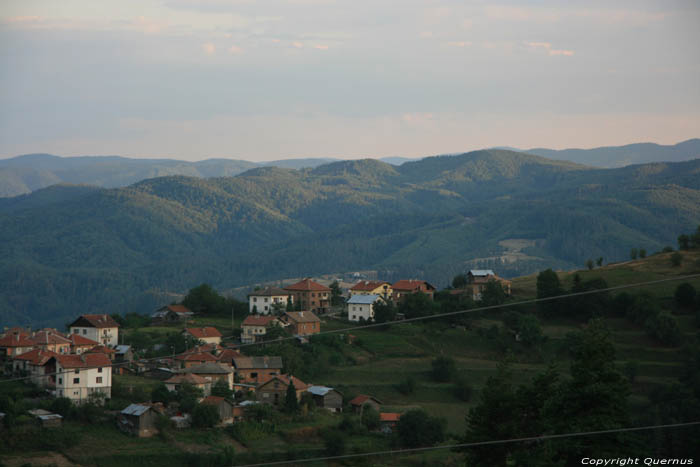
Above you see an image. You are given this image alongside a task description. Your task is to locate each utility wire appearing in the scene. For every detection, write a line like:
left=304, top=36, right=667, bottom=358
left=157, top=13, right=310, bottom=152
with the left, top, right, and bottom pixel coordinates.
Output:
left=233, top=421, right=700, bottom=467
left=2, top=272, right=699, bottom=385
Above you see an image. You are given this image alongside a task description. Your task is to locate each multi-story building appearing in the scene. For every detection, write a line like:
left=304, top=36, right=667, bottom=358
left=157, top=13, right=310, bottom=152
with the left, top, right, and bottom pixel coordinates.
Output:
left=349, top=281, right=392, bottom=299
left=282, top=311, right=321, bottom=336
left=347, top=294, right=385, bottom=322
left=182, top=327, right=222, bottom=346
left=391, top=280, right=436, bottom=303
left=12, top=348, right=58, bottom=387
left=52, top=353, right=112, bottom=403
left=232, top=356, right=283, bottom=385
left=29, top=330, right=71, bottom=354
left=284, top=278, right=331, bottom=314
left=241, top=315, right=281, bottom=344
left=247, top=287, right=291, bottom=314
left=68, top=314, right=120, bottom=347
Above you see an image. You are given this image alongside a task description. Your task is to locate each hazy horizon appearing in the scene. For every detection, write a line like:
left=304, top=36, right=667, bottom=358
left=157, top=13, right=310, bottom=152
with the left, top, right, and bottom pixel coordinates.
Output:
left=1, top=1, right=699, bottom=162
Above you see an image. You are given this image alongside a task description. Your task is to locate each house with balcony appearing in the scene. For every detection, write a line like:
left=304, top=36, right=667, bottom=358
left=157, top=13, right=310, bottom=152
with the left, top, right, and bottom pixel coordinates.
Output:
left=391, top=280, right=436, bottom=302
left=284, top=278, right=331, bottom=314
left=349, top=281, right=392, bottom=299
left=68, top=314, right=120, bottom=347
left=248, top=287, right=291, bottom=314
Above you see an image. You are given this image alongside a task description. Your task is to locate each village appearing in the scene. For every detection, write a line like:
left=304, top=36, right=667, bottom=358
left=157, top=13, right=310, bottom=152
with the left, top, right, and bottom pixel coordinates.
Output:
left=0, top=271, right=512, bottom=440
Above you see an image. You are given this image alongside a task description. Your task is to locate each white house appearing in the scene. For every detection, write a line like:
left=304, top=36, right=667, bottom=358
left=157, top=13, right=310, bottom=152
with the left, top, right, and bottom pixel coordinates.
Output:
left=347, top=294, right=384, bottom=322
left=52, top=353, right=112, bottom=403
left=248, top=287, right=291, bottom=314
left=68, top=314, right=120, bottom=348
left=182, top=327, right=222, bottom=346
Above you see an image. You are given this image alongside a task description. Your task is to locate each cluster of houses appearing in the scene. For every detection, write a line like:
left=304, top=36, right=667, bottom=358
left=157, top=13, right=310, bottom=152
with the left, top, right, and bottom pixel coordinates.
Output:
left=1, top=270, right=511, bottom=436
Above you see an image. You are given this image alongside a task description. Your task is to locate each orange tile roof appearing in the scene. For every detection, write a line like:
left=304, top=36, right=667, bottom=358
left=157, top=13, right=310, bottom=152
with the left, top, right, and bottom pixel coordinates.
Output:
left=164, top=304, right=191, bottom=314
left=175, top=351, right=218, bottom=362
left=0, top=333, right=34, bottom=347
left=284, top=278, right=330, bottom=292
left=265, top=374, right=308, bottom=390
left=201, top=395, right=226, bottom=405
left=29, top=331, right=71, bottom=346
left=87, top=345, right=116, bottom=354
left=55, top=353, right=112, bottom=369
left=184, top=327, right=222, bottom=339
left=349, top=394, right=382, bottom=406
left=14, top=348, right=59, bottom=365
left=68, top=334, right=100, bottom=346
left=217, top=348, right=243, bottom=364
left=350, top=281, right=391, bottom=292
left=380, top=412, right=401, bottom=422
left=242, top=315, right=278, bottom=327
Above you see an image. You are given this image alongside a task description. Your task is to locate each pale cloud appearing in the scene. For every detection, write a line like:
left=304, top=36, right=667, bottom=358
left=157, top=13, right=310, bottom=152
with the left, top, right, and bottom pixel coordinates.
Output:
left=229, top=45, right=243, bottom=54
left=526, top=41, right=574, bottom=57
left=419, top=31, right=433, bottom=38
left=484, top=6, right=560, bottom=23
left=4, top=16, right=43, bottom=23
left=292, top=41, right=303, bottom=48
left=202, top=42, right=216, bottom=55
left=313, top=44, right=329, bottom=50
left=446, top=41, right=471, bottom=48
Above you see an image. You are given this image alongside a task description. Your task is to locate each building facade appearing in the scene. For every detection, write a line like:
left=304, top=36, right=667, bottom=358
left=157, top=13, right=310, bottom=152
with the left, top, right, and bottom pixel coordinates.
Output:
left=68, top=315, right=120, bottom=347
left=247, top=287, right=291, bottom=314
left=284, top=278, right=331, bottom=314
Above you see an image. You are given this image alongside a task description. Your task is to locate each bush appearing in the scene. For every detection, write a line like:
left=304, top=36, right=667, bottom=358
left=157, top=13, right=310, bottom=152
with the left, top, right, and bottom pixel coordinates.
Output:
left=674, top=283, right=697, bottom=310
left=361, top=406, right=380, bottom=430
left=671, top=252, right=683, bottom=267
left=322, top=429, right=346, bottom=456
left=192, top=403, right=220, bottom=428
left=646, top=313, right=683, bottom=347
left=396, top=409, right=446, bottom=448
left=453, top=378, right=473, bottom=402
left=396, top=376, right=416, bottom=395
left=431, top=356, right=456, bottom=382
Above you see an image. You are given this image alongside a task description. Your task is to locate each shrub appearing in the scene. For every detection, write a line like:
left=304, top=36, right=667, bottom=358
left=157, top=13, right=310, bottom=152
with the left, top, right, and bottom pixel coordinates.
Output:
left=453, top=378, right=473, bottom=402
left=361, top=406, right=380, bottom=430
left=322, top=429, right=346, bottom=456
left=192, top=403, right=220, bottom=428
left=396, top=409, right=446, bottom=448
left=671, top=252, right=683, bottom=267
left=674, top=283, right=697, bottom=310
left=431, top=356, right=456, bottom=382
left=396, top=376, right=416, bottom=395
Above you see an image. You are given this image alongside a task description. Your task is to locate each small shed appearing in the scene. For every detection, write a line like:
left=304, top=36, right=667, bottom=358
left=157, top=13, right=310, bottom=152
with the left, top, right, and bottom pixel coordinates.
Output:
left=201, top=396, right=235, bottom=425
left=379, top=412, right=401, bottom=433
left=307, top=386, right=343, bottom=413
left=117, top=403, right=162, bottom=437
left=28, top=409, right=62, bottom=428
left=349, top=394, right=382, bottom=414
left=115, top=345, right=134, bottom=363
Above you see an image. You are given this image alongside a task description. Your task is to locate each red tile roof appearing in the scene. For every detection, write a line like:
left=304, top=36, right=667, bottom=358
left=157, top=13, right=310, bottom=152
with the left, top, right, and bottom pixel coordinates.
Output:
left=217, top=348, right=243, bottom=365
left=0, top=333, right=34, bottom=348
left=163, top=304, right=192, bottom=314
left=242, top=315, right=278, bottom=327
left=55, top=353, right=112, bottom=369
left=392, top=280, right=435, bottom=292
left=14, top=349, right=59, bottom=365
left=29, top=331, right=71, bottom=346
left=349, top=394, right=382, bottom=406
left=284, top=278, right=331, bottom=292
left=350, top=281, right=391, bottom=292
left=164, top=373, right=209, bottom=385
left=248, top=287, right=289, bottom=297
left=87, top=345, right=116, bottom=354
left=184, top=327, right=222, bottom=339
left=380, top=412, right=401, bottom=422
left=201, top=395, right=227, bottom=405
left=175, top=351, right=218, bottom=362
left=264, top=374, right=308, bottom=390
left=68, top=334, right=100, bottom=346
left=69, top=314, right=121, bottom=328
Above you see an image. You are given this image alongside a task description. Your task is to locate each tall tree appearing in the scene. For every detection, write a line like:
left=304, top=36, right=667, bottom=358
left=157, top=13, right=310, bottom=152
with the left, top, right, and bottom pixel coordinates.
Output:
left=284, top=380, right=299, bottom=414
left=536, top=269, right=564, bottom=317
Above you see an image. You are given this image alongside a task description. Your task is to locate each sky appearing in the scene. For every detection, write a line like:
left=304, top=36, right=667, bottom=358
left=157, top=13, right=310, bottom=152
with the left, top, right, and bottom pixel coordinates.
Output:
left=0, top=0, right=699, bottom=162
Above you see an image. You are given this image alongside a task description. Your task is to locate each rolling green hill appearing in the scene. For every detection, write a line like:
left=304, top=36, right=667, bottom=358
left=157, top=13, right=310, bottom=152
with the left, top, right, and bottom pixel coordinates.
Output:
left=1, top=150, right=700, bottom=327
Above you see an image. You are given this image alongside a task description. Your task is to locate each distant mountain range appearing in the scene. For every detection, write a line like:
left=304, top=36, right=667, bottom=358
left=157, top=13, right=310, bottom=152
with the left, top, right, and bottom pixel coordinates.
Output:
left=1, top=148, right=699, bottom=327
left=1, top=139, right=697, bottom=198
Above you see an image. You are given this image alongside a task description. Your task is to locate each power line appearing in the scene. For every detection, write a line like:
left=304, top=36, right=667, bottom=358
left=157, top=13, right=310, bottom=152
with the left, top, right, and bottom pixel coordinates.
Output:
left=233, top=421, right=700, bottom=467
left=2, top=272, right=699, bottom=385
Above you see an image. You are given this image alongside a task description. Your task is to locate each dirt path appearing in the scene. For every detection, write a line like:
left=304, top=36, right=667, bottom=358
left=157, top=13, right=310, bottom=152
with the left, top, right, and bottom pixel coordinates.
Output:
left=1, top=452, right=80, bottom=467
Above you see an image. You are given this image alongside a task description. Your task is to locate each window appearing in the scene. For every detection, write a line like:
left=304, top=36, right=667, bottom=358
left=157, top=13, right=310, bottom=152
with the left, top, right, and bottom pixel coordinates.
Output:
left=264, top=298, right=268, bottom=302
left=73, top=329, right=79, bottom=334
left=251, top=372, right=258, bottom=378
left=74, top=391, right=79, bottom=395
left=98, top=367, right=102, bottom=373
left=312, top=293, right=315, bottom=297
left=96, top=377, right=103, bottom=384
left=73, top=378, right=80, bottom=384
left=75, top=369, right=80, bottom=374
left=58, top=378, right=62, bottom=385
left=82, top=329, right=87, bottom=335
left=352, top=315, right=356, bottom=320
left=253, top=297, right=257, bottom=302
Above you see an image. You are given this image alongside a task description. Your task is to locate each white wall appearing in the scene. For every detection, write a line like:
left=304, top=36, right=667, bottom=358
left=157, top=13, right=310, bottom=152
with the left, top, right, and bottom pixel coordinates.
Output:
left=55, top=363, right=112, bottom=403
left=249, top=295, right=290, bottom=314
left=348, top=303, right=374, bottom=322
left=69, top=326, right=119, bottom=347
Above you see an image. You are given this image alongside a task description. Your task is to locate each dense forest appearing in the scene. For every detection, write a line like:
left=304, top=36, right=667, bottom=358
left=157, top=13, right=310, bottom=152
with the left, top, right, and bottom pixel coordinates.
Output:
left=1, top=149, right=700, bottom=326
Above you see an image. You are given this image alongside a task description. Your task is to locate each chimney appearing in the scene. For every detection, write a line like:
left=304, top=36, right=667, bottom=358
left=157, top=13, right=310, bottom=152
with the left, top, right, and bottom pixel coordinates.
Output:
left=80, top=354, right=86, bottom=363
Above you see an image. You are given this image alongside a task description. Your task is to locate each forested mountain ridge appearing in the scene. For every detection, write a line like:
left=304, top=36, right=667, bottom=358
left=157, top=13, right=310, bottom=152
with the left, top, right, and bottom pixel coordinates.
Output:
left=1, top=139, right=698, bottom=198
left=1, top=150, right=700, bottom=327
